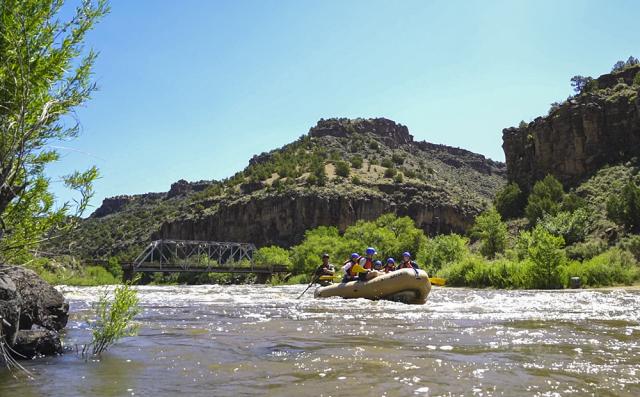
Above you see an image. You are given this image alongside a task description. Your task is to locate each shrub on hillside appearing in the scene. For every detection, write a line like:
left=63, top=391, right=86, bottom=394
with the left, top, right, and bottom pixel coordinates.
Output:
left=393, top=173, right=404, bottom=183
left=391, top=153, right=404, bottom=165
left=525, top=175, right=565, bottom=225
left=350, top=156, right=363, bottom=169
left=381, top=158, right=394, bottom=168
left=384, top=167, right=397, bottom=178
left=607, top=179, right=640, bottom=231
left=335, top=161, right=351, bottom=178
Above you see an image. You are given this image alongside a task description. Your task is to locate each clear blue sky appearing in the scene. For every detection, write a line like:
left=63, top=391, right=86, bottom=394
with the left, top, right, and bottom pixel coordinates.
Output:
left=48, top=0, right=640, bottom=210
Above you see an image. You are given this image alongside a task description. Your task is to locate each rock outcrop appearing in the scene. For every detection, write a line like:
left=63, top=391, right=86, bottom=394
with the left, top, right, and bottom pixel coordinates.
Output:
left=157, top=185, right=477, bottom=247
left=0, top=265, right=68, bottom=359
left=309, top=117, right=414, bottom=148
left=503, top=65, right=640, bottom=189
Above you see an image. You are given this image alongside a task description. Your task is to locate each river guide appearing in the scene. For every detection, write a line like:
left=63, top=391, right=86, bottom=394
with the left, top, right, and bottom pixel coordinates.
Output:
left=314, top=268, right=432, bottom=304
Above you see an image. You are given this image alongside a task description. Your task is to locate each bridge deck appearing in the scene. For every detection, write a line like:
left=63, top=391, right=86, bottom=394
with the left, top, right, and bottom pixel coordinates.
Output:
left=124, top=263, right=289, bottom=274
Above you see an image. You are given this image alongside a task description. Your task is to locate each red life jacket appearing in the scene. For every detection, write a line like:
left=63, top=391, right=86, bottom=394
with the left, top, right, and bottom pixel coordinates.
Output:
left=361, top=257, right=374, bottom=270
left=399, top=260, right=416, bottom=269
left=383, top=264, right=395, bottom=273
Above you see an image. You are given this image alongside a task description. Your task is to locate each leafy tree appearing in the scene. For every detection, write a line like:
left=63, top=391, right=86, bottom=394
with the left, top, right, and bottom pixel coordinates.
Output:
left=525, top=175, right=565, bottom=225
left=539, top=208, right=591, bottom=245
left=612, top=56, right=639, bottom=72
left=290, top=227, right=351, bottom=274
left=470, top=208, right=508, bottom=259
left=255, top=246, right=293, bottom=269
left=526, top=225, right=566, bottom=289
left=494, top=182, right=525, bottom=219
left=570, top=75, right=595, bottom=94
left=0, top=0, right=108, bottom=261
left=607, top=179, right=640, bottom=231
left=334, top=161, right=350, bottom=178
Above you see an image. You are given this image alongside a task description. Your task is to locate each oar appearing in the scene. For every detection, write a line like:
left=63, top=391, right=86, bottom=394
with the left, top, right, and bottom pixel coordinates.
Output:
left=296, top=273, right=319, bottom=299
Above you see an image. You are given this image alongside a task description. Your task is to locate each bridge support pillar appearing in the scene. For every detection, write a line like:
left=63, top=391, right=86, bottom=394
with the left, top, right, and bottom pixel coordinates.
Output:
left=122, top=265, right=134, bottom=282
left=255, top=273, right=271, bottom=284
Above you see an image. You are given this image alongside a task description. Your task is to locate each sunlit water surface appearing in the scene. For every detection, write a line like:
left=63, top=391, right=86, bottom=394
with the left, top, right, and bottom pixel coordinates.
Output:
left=1, top=285, right=639, bottom=396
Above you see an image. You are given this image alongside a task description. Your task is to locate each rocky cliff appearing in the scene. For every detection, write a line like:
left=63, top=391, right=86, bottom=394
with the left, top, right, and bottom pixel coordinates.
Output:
left=503, top=65, right=640, bottom=189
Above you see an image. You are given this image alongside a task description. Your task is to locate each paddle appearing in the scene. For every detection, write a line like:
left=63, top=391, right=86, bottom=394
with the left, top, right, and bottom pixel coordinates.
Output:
left=296, top=273, right=319, bottom=299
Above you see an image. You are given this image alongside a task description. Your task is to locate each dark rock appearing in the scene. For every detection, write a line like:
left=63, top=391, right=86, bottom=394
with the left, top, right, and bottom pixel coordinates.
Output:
left=12, top=329, right=63, bottom=358
left=309, top=117, right=413, bottom=148
left=0, top=266, right=68, bottom=331
left=0, top=265, right=68, bottom=360
left=240, top=181, right=265, bottom=195
left=156, top=188, right=476, bottom=247
left=167, top=179, right=217, bottom=198
left=92, top=195, right=134, bottom=218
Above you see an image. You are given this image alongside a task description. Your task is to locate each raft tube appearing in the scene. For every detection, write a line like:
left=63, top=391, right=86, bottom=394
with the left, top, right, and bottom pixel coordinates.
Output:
left=313, top=268, right=432, bottom=305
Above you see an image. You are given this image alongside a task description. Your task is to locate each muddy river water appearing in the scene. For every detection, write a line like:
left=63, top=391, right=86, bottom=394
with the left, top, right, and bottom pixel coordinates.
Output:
left=1, top=285, right=639, bottom=396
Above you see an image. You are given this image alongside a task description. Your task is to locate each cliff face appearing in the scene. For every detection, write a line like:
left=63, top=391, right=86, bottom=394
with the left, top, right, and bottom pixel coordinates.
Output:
left=156, top=186, right=474, bottom=247
left=503, top=65, right=640, bottom=189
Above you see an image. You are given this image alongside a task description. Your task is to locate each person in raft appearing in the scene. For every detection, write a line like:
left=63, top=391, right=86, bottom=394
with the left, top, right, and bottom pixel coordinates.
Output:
left=315, top=253, right=335, bottom=276
left=342, top=252, right=378, bottom=282
left=373, top=260, right=384, bottom=271
left=359, top=247, right=377, bottom=270
left=383, top=258, right=396, bottom=273
left=397, top=251, right=420, bottom=270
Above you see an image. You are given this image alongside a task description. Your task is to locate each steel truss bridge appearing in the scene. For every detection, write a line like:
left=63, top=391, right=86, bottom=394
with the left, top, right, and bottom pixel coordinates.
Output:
left=127, top=239, right=289, bottom=275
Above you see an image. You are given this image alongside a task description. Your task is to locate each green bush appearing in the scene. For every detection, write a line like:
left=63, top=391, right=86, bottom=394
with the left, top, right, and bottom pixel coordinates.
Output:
left=381, top=158, right=394, bottom=168
left=470, top=207, right=508, bottom=259
left=607, top=179, right=640, bottom=231
left=404, top=169, right=417, bottom=179
left=393, top=173, right=404, bottom=183
left=255, top=246, right=292, bottom=269
left=525, top=175, right=565, bottom=225
left=334, top=161, right=351, bottom=178
left=384, top=167, right=397, bottom=178
left=291, top=226, right=352, bottom=275
left=350, top=156, right=363, bottom=169
left=566, top=239, right=608, bottom=261
left=418, top=234, right=469, bottom=274
left=494, top=182, right=525, bottom=219
left=563, top=248, right=640, bottom=287
left=618, top=235, right=640, bottom=261
left=633, top=71, right=640, bottom=86
left=539, top=208, right=591, bottom=245
left=391, top=153, right=404, bottom=165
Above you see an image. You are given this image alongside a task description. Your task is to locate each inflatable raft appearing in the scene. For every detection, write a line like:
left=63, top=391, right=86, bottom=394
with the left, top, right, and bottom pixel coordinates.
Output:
left=313, top=268, right=432, bottom=305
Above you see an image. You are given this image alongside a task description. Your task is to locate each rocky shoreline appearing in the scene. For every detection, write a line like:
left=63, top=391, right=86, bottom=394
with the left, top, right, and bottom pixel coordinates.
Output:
left=0, top=265, right=69, bottom=361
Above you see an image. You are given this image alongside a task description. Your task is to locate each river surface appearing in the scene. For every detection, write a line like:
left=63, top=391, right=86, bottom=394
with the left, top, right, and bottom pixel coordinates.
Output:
left=0, top=285, right=639, bottom=397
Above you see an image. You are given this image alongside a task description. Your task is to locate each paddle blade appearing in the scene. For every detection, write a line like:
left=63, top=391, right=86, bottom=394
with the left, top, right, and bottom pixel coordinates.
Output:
left=429, top=277, right=446, bottom=286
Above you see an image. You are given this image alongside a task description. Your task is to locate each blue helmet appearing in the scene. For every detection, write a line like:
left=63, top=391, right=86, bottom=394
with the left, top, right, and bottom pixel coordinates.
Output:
left=373, top=260, right=383, bottom=269
left=350, top=253, right=360, bottom=260
left=402, top=251, right=411, bottom=258
left=365, top=247, right=377, bottom=256
left=386, top=258, right=395, bottom=264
